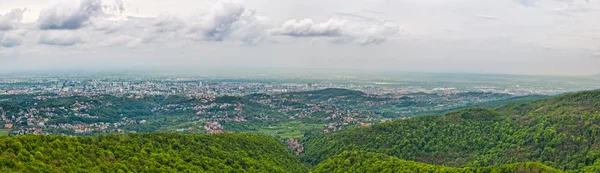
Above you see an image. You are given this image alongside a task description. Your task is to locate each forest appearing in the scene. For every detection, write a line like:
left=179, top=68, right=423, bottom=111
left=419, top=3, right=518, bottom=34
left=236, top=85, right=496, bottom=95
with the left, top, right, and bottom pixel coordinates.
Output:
left=0, top=133, right=307, bottom=173
left=1, top=90, right=600, bottom=172
left=311, top=151, right=563, bottom=173
left=301, top=90, right=600, bottom=172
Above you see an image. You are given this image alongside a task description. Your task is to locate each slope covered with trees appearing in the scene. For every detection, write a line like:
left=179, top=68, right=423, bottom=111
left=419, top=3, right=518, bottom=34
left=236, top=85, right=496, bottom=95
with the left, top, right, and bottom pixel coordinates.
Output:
left=311, top=151, right=562, bottom=173
left=494, top=89, right=600, bottom=116
left=0, top=133, right=307, bottom=173
left=302, top=90, right=600, bottom=172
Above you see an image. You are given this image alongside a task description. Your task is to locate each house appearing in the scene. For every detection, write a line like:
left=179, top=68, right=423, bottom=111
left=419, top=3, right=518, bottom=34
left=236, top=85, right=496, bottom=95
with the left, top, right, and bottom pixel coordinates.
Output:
left=4, top=124, right=12, bottom=129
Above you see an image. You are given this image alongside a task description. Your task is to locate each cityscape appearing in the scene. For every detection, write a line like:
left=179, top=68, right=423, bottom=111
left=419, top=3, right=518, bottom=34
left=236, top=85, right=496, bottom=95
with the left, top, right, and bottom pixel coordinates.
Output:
left=2, top=72, right=599, bottom=138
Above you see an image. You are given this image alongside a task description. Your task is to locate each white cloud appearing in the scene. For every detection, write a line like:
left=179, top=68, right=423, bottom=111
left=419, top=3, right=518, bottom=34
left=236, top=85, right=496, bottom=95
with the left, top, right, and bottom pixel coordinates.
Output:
left=38, top=31, right=82, bottom=46
left=270, top=18, right=399, bottom=45
left=84, top=0, right=269, bottom=45
left=37, top=0, right=108, bottom=30
left=99, top=34, right=140, bottom=48
left=475, top=15, right=499, bottom=20
left=517, top=0, right=594, bottom=8
left=187, top=0, right=269, bottom=43
left=269, top=19, right=344, bottom=37
left=3, top=0, right=401, bottom=49
left=517, top=0, right=537, bottom=7
left=0, top=9, right=26, bottom=31
left=0, top=0, right=597, bottom=75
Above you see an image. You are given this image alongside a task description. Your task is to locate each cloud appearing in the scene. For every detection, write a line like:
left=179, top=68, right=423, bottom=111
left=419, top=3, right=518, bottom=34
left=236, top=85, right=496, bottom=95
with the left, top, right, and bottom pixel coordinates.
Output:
left=91, top=0, right=269, bottom=45
left=340, top=21, right=400, bottom=45
left=0, top=32, right=23, bottom=48
left=517, top=0, right=592, bottom=7
left=136, top=14, right=188, bottom=43
left=335, top=12, right=381, bottom=22
left=475, top=15, right=499, bottom=20
left=550, top=6, right=596, bottom=15
left=269, top=19, right=344, bottom=37
left=270, top=18, right=399, bottom=45
left=99, top=34, right=140, bottom=48
left=38, top=31, right=82, bottom=46
left=37, top=0, right=104, bottom=30
left=0, top=9, right=26, bottom=31
left=187, top=0, right=268, bottom=43
left=517, top=0, right=537, bottom=7
left=105, top=0, right=125, bottom=14
left=593, top=52, right=600, bottom=58
left=4, top=0, right=400, bottom=48
left=362, top=9, right=385, bottom=15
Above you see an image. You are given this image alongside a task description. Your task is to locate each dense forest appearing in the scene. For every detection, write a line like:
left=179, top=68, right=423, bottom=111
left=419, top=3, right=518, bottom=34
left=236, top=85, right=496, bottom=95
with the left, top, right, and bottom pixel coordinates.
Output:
left=2, top=90, right=600, bottom=172
left=302, top=90, right=600, bottom=172
left=0, top=133, right=307, bottom=173
left=311, top=151, right=563, bottom=173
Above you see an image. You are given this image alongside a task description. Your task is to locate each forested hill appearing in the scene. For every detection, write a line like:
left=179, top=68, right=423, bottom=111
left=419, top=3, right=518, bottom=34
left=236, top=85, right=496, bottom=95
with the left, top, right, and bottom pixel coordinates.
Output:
left=311, top=151, right=563, bottom=173
left=302, top=90, right=600, bottom=171
left=494, top=89, right=600, bottom=116
left=0, top=133, right=307, bottom=173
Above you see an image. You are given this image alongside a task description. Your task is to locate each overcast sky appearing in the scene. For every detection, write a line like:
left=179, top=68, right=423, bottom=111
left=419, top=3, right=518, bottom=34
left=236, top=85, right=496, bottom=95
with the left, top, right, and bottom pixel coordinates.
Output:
left=0, top=0, right=599, bottom=76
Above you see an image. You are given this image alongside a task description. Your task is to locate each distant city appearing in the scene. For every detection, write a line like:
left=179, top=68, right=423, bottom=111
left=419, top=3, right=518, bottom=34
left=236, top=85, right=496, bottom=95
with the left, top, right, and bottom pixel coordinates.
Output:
left=1, top=72, right=599, bottom=138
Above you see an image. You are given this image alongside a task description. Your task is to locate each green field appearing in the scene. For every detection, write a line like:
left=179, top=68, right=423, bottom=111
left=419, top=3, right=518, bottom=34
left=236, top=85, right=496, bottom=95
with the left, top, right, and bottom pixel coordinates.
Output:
left=0, top=131, right=8, bottom=136
left=161, top=120, right=325, bottom=139
left=251, top=121, right=325, bottom=139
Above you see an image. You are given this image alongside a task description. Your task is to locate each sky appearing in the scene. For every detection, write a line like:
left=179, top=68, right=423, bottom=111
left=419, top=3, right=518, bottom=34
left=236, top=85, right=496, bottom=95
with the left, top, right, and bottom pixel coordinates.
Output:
left=0, top=0, right=599, bottom=76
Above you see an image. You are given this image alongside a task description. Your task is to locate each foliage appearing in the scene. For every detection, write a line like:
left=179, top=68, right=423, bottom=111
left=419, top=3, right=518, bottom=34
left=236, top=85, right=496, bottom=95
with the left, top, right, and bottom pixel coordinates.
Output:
left=472, top=95, right=551, bottom=108
left=0, top=133, right=307, bottom=173
left=302, top=90, right=600, bottom=172
left=311, top=151, right=563, bottom=173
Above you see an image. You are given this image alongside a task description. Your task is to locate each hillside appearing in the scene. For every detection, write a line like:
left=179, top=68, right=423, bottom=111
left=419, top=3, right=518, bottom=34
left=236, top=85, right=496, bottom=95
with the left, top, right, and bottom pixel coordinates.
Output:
left=311, top=151, right=562, bottom=173
left=0, top=133, right=307, bottom=173
left=473, top=95, right=551, bottom=108
left=494, top=89, right=600, bottom=116
left=302, top=90, right=600, bottom=171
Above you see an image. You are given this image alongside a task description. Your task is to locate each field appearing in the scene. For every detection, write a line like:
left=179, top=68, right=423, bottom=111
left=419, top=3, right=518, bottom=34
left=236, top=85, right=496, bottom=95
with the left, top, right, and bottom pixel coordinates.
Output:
left=257, top=121, right=325, bottom=139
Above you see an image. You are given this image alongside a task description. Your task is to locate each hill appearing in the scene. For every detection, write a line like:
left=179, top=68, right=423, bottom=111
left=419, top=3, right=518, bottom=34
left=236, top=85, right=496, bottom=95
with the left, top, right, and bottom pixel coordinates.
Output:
left=311, top=151, right=562, bottom=173
left=472, top=95, right=551, bottom=108
left=494, top=89, right=600, bottom=116
left=302, top=90, right=600, bottom=171
left=0, top=133, right=307, bottom=173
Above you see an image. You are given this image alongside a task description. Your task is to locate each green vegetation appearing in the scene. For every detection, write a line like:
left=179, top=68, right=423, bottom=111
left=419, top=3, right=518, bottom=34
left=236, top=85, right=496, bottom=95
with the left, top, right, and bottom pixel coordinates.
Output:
left=302, top=90, right=600, bottom=172
left=0, top=87, right=527, bottom=137
left=494, top=89, right=600, bottom=116
left=5, top=88, right=600, bottom=172
left=311, top=151, right=563, bottom=173
left=226, top=121, right=325, bottom=139
left=0, top=133, right=307, bottom=173
left=472, top=95, right=551, bottom=108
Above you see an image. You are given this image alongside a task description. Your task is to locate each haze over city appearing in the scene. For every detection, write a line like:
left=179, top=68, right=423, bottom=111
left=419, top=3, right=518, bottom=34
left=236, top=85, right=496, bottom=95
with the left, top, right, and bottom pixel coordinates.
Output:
left=1, top=0, right=599, bottom=75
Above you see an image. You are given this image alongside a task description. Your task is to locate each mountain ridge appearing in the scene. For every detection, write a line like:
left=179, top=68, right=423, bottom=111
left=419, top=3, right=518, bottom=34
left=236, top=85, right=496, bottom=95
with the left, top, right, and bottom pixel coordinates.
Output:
left=301, top=89, right=600, bottom=171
